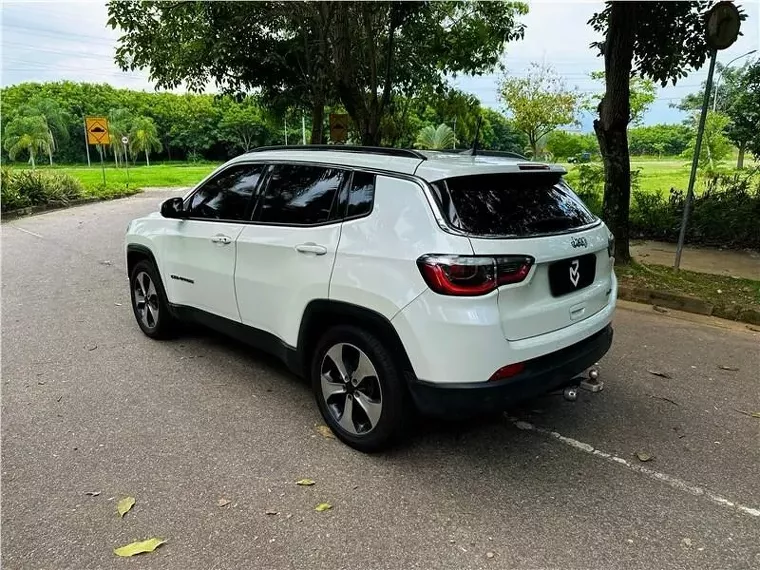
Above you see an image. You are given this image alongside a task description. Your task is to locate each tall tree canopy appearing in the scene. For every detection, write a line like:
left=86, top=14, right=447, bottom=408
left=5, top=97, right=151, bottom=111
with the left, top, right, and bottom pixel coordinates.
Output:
left=587, top=1, right=745, bottom=263
left=107, top=1, right=528, bottom=145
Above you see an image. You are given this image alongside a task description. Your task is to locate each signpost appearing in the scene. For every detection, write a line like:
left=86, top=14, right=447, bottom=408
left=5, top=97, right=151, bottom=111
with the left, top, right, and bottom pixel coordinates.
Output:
left=85, top=116, right=110, bottom=186
left=122, top=136, right=130, bottom=188
left=329, top=113, right=349, bottom=144
left=674, top=1, right=741, bottom=270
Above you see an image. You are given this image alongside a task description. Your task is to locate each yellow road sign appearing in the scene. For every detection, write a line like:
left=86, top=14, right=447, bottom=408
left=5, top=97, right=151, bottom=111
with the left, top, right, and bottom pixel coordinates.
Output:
left=329, top=113, right=349, bottom=143
left=86, top=116, right=110, bottom=145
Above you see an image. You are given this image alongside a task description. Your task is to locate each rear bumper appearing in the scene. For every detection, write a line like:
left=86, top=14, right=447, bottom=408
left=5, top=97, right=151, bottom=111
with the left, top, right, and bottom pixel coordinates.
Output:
left=408, top=325, right=613, bottom=417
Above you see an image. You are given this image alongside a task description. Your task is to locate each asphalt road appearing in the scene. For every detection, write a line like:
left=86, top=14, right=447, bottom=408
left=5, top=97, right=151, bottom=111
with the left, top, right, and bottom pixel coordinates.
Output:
left=2, top=190, right=759, bottom=570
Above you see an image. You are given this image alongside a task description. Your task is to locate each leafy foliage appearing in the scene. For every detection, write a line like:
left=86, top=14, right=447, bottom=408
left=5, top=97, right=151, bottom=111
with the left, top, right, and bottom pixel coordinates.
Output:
left=680, top=111, right=732, bottom=170
left=3, top=115, right=51, bottom=168
left=415, top=124, right=456, bottom=150
left=585, top=71, right=656, bottom=126
left=499, top=63, right=580, bottom=158
left=628, top=124, right=692, bottom=156
left=1, top=167, right=84, bottom=211
left=129, top=116, right=163, bottom=166
left=545, top=131, right=599, bottom=160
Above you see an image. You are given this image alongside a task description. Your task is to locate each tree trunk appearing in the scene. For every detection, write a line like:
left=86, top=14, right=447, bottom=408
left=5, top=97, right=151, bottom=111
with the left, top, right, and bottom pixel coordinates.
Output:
left=594, top=2, right=636, bottom=265
left=48, top=146, right=53, bottom=166
left=737, top=141, right=746, bottom=169
left=145, top=149, right=150, bottom=167
left=29, top=147, right=36, bottom=169
left=310, top=100, right=325, bottom=144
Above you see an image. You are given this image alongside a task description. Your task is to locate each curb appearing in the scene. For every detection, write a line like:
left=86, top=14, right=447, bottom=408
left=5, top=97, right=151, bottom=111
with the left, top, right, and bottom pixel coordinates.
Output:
left=1, top=190, right=142, bottom=221
left=618, top=285, right=760, bottom=326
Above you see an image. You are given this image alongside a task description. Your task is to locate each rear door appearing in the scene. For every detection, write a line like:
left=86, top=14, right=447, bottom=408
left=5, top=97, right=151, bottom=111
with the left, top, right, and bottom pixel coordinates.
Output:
left=234, top=163, right=351, bottom=346
left=160, top=163, right=265, bottom=321
left=430, top=171, right=614, bottom=341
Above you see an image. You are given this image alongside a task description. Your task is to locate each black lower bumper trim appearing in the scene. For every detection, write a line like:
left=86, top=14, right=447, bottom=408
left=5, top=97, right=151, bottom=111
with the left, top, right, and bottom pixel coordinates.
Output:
left=408, top=325, right=613, bottom=417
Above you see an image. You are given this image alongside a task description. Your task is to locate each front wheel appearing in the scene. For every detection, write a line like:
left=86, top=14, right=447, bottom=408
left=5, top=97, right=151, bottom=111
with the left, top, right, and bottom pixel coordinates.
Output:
left=311, top=326, right=410, bottom=452
left=129, top=260, right=176, bottom=339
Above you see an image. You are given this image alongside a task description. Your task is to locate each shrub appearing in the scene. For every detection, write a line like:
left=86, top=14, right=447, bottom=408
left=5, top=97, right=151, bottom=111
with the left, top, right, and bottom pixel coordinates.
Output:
left=1, top=168, right=84, bottom=212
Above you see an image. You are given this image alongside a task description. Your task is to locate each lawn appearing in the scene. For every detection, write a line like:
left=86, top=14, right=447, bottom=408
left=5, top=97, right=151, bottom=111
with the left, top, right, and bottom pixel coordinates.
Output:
left=36, top=162, right=220, bottom=193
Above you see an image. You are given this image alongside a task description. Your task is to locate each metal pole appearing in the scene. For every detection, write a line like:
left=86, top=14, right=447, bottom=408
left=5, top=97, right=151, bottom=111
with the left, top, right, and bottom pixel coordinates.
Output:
left=83, top=116, right=91, bottom=167
left=302, top=114, right=307, bottom=145
left=452, top=117, right=457, bottom=149
left=712, top=49, right=757, bottom=112
left=284, top=115, right=288, bottom=146
left=675, top=49, right=717, bottom=270
left=123, top=142, right=130, bottom=188
left=98, top=144, right=106, bottom=186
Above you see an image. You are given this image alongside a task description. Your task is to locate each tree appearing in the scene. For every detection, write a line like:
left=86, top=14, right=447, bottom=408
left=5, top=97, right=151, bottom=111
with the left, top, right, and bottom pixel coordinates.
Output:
left=107, top=1, right=528, bottom=145
left=498, top=63, right=580, bottom=158
left=628, top=124, right=692, bottom=156
left=218, top=100, right=272, bottom=153
left=108, top=108, right=132, bottom=166
left=16, top=98, right=69, bottom=165
left=680, top=111, right=732, bottom=170
left=129, top=116, right=162, bottom=166
left=586, top=1, right=745, bottom=263
left=3, top=115, right=51, bottom=168
left=545, top=130, right=599, bottom=160
left=585, top=71, right=656, bottom=126
left=415, top=124, right=455, bottom=150
left=479, top=108, right=529, bottom=154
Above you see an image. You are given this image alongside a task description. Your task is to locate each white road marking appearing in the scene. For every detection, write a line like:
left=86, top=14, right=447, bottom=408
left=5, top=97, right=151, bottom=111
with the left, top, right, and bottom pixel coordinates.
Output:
left=507, top=416, right=760, bottom=518
left=11, top=226, right=43, bottom=238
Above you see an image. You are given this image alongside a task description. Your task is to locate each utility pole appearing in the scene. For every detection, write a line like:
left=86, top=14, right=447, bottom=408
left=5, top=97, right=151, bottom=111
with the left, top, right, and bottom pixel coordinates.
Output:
left=302, top=114, right=307, bottom=145
left=452, top=117, right=457, bottom=149
left=712, top=49, right=757, bottom=111
left=83, top=116, right=91, bottom=167
left=284, top=115, right=288, bottom=146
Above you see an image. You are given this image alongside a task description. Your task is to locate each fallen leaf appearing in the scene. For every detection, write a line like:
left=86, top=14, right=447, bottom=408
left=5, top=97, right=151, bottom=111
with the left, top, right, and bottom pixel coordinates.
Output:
left=117, top=496, right=135, bottom=518
left=486, top=552, right=495, bottom=559
left=296, top=479, right=315, bottom=486
left=217, top=498, right=230, bottom=507
left=682, top=538, right=692, bottom=547
left=736, top=410, right=760, bottom=419
left=87, top=345, right=98, bottom=351
left=114, top=538, right=165, bottom=557
left=265, top=509, right=279, bottom=515
left=56, top=395, right=63, bottom=403
left=114, top=303, right=122, bottom=306
left=315, top=425, right=335, bottom=439
left=315, top=502, right=332, bottom=512
left=85, top=491, right=100, bottom=496
left=647, top=370, right=672, bottom=379
left=718, top=365, right=739, bottom=371
left=635, top=451, right=653, bottom=462
left=646, top=393, right=679, bottom=406
left=652, top=305, right=669, bottom=314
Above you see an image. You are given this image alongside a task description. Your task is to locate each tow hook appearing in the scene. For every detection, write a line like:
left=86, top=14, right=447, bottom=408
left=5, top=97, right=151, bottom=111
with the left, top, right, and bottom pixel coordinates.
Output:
left=563, top=366, right=603, bottom=402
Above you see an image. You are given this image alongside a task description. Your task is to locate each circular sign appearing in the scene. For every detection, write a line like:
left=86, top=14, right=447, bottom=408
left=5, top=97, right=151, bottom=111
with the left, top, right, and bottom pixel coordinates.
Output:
left=121, top=136, right=129, bottom=145
left=706, top=1, right=741, bottom=50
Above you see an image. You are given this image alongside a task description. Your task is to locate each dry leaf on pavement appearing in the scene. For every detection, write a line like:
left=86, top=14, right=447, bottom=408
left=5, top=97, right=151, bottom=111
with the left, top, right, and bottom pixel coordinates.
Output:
left=114, top=538, right=165, bottom=557
left=736, top=410, right=760, bottom=419
left=296, top=479, right=315, bottom=486
left=85, top=491, right=100, bottom=496
left=265, top=509, right=279, bottom=515
left=635, top=451, right=653, bottom=462
left=217, top=498, right=231, bottom=507
left=117, top=497, right=135, bottom=518
left=718, top=365, right=739, bottom=371
left=315, top=502, right=332, bottom=512
left=647, top=370, right=672, bottom=379
left=315, top=425, right=335, bottom=439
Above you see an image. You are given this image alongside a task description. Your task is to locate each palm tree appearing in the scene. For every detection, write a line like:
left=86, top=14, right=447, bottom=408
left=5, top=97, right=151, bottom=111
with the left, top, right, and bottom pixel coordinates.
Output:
left=3, top=115, right=52, bottom=169
left=18, top=99, right=69, bottom=165
left=415, top=124, right=456, bottom=150
left=128, top=116, right=162, bottom=166
left=108, top=108, right=133, bottom=166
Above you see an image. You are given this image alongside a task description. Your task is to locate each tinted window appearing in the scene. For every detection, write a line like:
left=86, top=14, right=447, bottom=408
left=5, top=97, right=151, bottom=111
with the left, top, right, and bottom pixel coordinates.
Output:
left=188, top=164, right=264, bottom=220
left=257, top=164, right=345, bottom=225
left=431, top=173, right=596, bottom=236
left=346, top=172, right=375, bottom=218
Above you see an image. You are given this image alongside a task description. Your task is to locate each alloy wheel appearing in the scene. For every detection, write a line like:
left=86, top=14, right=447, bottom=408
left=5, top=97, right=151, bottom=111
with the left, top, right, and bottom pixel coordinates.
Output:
left=133, top=271, right=159, bottom=329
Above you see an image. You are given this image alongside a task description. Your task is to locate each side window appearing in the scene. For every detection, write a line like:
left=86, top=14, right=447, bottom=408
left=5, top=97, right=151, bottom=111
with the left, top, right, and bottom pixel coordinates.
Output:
left=346, top=171, right=375, bottom=218
left=256, top=164, right=345, bottom=225
left=187, top=164, right=265, bottom=221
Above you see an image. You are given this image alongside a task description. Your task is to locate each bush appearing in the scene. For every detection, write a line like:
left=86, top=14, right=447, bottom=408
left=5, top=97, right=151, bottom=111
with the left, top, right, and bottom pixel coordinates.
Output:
left=1, top=168, right=85, bottom=212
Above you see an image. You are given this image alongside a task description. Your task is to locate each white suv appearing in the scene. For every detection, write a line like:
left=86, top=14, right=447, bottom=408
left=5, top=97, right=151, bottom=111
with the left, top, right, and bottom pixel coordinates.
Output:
left=125, top=146, right=616, bottom=451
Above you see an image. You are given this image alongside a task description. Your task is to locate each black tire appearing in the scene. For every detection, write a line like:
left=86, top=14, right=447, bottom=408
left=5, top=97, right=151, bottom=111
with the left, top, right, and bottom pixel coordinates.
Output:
left=129, top=260, right=177, bottom=339
left=311, top=325, right=410, bottom=452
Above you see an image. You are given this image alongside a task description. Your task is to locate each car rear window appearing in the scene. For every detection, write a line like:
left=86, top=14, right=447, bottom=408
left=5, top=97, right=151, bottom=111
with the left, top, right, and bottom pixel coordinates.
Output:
left=430, top=172, right=596, bottom=236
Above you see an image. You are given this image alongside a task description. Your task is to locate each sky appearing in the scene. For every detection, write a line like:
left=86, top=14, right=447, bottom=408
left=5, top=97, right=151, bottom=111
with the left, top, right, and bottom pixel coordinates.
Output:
left=2, top=0, right=759, bottom=132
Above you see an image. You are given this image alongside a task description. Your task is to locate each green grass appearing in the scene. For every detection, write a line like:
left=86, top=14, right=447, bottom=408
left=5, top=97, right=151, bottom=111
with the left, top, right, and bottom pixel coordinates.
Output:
left=618, top=261, right=760, bottom=317
left=33, top=162, right=220, bottom=194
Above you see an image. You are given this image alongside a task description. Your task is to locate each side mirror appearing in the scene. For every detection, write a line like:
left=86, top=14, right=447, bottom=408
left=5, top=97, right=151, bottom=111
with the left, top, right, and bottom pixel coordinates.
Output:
left=160, top=197, right=186, bottom=219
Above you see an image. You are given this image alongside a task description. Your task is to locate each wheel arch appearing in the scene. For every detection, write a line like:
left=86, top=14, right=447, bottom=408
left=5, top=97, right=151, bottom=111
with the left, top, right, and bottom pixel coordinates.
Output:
left=296, top=300, right=417, bottom=381
left=126, top=243, right=158, bottom=277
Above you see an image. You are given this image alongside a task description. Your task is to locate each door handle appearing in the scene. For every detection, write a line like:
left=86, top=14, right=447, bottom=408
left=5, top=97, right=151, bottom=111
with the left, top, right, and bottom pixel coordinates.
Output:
left=295, top=243, right=327, bottom=255
left=211, top=234, right=232, bottom=245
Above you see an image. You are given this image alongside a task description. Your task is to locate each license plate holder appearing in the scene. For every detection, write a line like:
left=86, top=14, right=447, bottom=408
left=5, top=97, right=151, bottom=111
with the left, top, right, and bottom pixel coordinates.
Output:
left=549, top=254, right=596, bottom=297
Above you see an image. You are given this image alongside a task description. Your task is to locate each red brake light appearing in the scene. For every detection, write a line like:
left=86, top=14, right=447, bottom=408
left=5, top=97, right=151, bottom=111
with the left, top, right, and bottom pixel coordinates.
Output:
left=417, top=255, right=533, bottom=296
left=489, top=362, right=525, bottom=381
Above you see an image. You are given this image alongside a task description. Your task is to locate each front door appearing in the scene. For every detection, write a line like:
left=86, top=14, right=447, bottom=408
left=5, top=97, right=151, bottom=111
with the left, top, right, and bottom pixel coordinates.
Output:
left=161, top=163, right=265, bottom=322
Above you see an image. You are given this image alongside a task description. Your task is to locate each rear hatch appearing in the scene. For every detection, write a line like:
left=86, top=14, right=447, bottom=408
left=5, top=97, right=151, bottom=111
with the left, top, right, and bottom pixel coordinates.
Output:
left=429, top=170, right=614, bottom=341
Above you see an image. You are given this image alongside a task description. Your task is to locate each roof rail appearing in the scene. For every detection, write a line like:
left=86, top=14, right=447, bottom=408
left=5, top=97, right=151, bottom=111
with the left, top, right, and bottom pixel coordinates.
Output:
left=456, top=149, right=529, bottom=160
left=247, top=145, right=427, bottom=160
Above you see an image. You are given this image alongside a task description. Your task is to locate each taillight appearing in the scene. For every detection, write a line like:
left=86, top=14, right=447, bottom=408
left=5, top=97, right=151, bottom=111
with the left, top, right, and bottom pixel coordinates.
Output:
left=417, top=254, right=533, bottom=296
left=489, top=362, right=525, bottom=381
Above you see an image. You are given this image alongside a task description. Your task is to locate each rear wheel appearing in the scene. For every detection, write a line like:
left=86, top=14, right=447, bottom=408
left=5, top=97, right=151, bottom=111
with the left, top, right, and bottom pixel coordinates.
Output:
left=311, top=326, right=409, bottom=452
left=129, top=260, right=176, bottom=339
